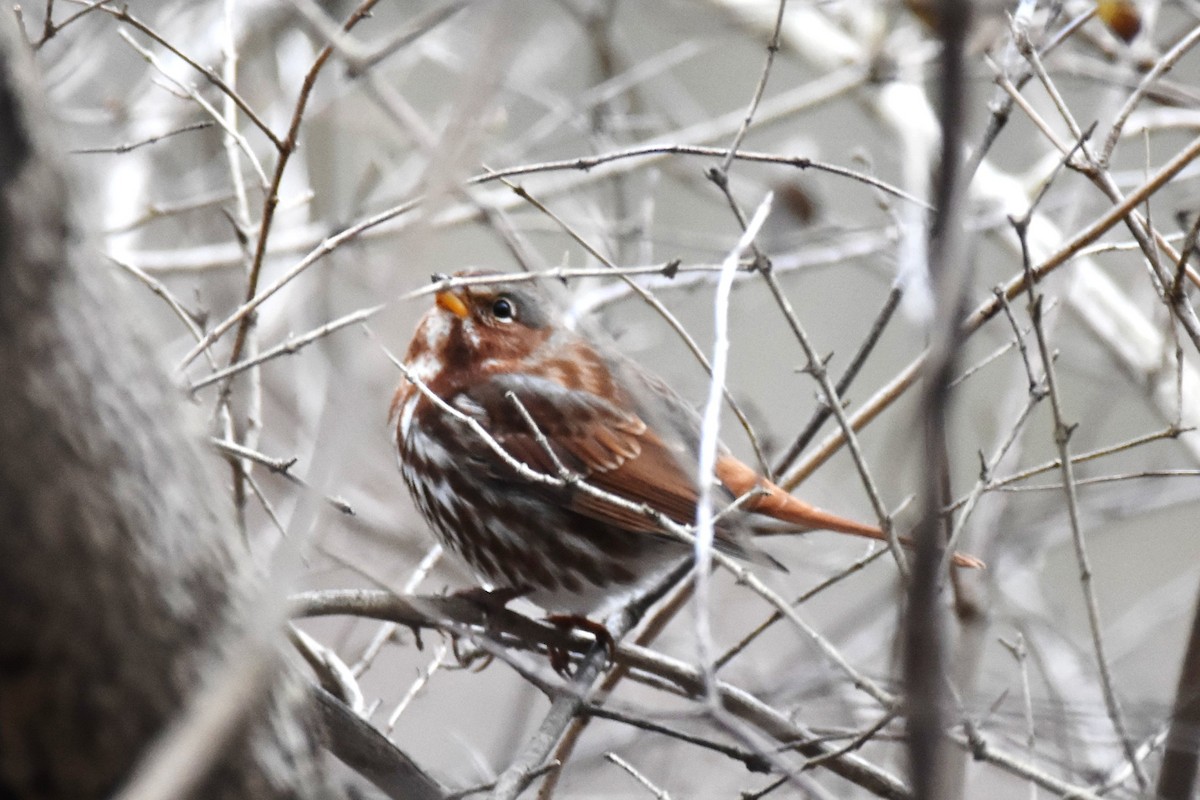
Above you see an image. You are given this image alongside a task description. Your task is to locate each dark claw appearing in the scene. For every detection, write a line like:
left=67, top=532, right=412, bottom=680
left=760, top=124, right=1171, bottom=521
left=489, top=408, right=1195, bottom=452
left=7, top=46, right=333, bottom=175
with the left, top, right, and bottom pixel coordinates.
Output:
left=549, top=645, right=573, bottom=677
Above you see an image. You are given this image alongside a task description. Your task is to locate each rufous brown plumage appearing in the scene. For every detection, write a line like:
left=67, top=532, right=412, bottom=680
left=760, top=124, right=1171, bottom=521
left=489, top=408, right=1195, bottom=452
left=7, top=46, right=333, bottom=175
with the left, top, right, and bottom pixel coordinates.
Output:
left=392, top=272, right=981, bottom=615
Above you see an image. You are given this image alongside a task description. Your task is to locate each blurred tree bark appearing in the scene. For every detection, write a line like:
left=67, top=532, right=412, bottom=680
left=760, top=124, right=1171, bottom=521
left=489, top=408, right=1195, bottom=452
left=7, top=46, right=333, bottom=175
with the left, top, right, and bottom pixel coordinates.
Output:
left=1158, top=587, right=1200, bottom=799
left=0, top=15, right=335, bottom=800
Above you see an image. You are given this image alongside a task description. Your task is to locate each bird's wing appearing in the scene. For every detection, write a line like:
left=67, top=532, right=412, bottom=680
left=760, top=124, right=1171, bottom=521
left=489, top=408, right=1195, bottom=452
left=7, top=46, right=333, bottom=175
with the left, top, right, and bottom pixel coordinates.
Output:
left=457, top=373, right=712, bottom=532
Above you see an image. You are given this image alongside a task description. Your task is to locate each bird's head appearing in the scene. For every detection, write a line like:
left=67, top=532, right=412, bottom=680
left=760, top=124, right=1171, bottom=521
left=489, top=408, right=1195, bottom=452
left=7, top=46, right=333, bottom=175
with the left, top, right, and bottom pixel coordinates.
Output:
left=405, top=271, right=557, bottom=386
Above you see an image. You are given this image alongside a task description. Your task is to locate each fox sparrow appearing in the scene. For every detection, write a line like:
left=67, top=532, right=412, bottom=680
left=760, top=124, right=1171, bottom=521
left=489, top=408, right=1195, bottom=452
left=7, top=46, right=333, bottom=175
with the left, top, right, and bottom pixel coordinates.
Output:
left=392, top=271, right=980, bottom=616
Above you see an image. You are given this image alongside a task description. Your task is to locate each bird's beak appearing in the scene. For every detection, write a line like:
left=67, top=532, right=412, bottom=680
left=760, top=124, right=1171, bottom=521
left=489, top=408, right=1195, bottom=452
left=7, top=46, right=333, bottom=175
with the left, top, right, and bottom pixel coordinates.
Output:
left=435, top=290, right=469, bottom=319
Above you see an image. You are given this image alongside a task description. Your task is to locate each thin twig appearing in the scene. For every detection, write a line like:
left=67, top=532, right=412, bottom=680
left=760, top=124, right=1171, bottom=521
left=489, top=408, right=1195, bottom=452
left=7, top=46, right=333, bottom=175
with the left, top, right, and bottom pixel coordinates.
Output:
left=783, top=127, right=1200, bottom=490
left=692, top=195, right=773, bottom=704
left=604, top=753, right=671, bottom=800
left=190, top=304, right=384, bottom=391
left=116, top=29, right=269, bottom=188
left=955, top=426, right=1189, bottom=503
left=71, top=121, right=214, bottom=154
left=175, top=135, right=920, bottom=368
left=582, top=704, right=769, bottom=773
left=1010, top=209, right=1147, bottom=788
left=772, top=286, right=902, bottom=478
left=218, top=0, right=384, bottom=375
left=88, top=1, right=283, bottom=148
left=718, top=0, right=788, bottom=174
left=757, top=267, right=906, bottom=575
left=209, top=438, right=354, bottom=515
left=957, top=723, right=1104, bottom=800
left=1102, top=22, right=1200, bottom=164
left=715, top=547, right=888, bottom=670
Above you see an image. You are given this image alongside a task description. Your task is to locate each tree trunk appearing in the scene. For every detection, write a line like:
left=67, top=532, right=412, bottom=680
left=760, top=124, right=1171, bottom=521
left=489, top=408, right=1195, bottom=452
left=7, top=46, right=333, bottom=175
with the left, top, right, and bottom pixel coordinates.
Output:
left=0, top=17, right=333, bottom=800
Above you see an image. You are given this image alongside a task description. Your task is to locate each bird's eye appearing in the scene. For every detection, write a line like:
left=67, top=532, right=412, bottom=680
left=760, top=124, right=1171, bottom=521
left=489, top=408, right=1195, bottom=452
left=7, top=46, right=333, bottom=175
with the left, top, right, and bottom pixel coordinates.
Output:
left=491, top=296, right=516, bottom=322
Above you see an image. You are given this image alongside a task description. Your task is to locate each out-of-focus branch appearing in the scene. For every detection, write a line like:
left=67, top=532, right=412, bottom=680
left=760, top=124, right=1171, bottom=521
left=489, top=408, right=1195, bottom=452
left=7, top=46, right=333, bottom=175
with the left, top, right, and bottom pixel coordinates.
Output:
left=903, top=0, right=972, bottom=796
left=1156, top=583, right=1200, bottom=798
left=0, top=13, right=341, bottom=799
left=311, top=686, right=448, bottom=800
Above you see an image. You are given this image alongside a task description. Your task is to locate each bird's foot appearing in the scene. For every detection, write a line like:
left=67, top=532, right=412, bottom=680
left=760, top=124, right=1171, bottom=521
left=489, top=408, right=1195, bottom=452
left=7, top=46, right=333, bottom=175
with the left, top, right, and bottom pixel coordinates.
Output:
left=545, top=614, right=616, bottom=676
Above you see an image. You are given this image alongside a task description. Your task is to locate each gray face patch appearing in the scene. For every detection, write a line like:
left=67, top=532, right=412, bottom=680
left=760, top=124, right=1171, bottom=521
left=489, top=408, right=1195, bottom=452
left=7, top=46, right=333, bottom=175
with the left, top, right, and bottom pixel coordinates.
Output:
left=488, top=287, right=549, bottom=330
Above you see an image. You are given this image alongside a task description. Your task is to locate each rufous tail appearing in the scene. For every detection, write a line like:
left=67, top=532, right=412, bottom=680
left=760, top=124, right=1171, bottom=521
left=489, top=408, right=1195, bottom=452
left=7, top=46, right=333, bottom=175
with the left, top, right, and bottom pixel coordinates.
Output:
left=716, top=456, right=985, bottom=569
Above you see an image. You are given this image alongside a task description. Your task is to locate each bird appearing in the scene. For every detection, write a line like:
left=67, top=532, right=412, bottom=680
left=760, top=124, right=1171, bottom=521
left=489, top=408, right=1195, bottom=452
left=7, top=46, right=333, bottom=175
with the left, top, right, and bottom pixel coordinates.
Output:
left=391, top=271, right=981, bottom=618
